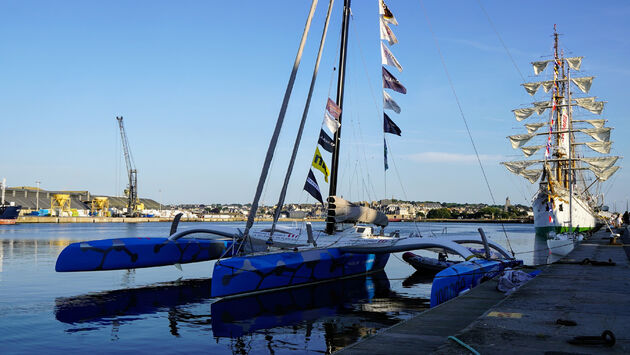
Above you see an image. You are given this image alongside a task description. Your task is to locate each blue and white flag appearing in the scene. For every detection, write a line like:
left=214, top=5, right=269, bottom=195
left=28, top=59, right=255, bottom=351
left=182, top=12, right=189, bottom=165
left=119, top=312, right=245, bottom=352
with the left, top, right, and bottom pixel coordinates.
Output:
left=382, top=67, right=407, bottom=94
left=383, top=113, right=401, bottom=136
left=383, top=90, right=401, bottom=113
left=318, top=129, right=335, bottom=153
left=304, top=169, right=324, bottom=204
left=384, top=138, right=389, bottom=171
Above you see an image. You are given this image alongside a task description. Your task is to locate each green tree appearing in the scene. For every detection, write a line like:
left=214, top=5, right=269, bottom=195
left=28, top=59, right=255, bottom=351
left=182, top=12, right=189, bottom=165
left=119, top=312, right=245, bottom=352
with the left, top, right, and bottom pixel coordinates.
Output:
left=427, top=208, right=452, bottom=219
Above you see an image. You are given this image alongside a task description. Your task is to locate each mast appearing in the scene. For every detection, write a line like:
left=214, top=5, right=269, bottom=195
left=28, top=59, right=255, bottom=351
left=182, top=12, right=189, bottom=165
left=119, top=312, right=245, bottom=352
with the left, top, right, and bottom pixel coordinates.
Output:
left=325, top=0, right=351, bottom=235
left=568, top=63, right=574, bottom=232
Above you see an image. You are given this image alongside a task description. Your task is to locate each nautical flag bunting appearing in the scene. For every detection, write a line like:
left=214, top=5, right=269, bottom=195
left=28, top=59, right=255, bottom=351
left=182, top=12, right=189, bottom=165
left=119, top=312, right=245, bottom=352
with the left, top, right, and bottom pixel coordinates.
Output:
left=318, top=129, right=335, bottom=153
left=326, top=98, right=341, bottom=119
left=384, top=138, right=389, bottom=171
left=383, top=90, right=401, bottom=113
left=379, top=0, right=398, bottom=26
left=323, top=111, right=340, bottom=134
left=304, top=169, right=324, bottom=204
left=383, top=113, right=402, bottom=136
left=312, top=147, right=329, bottom=182
left=379, top=18, right=398, bottom=46
left=381, top=42, right=403, bottom=72
left=382, top=67, right=407, bottom=94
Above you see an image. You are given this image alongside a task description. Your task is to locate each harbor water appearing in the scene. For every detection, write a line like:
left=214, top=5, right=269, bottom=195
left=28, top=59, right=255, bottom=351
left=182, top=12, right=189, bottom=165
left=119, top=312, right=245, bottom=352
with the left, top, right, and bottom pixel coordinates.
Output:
left=0, top=222, right=545, bottom=354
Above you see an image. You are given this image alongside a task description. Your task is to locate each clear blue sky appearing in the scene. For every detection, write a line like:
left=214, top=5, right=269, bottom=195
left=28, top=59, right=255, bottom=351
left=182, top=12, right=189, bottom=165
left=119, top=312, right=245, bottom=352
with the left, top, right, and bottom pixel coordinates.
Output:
left=1, top=1, right=628, bottom=210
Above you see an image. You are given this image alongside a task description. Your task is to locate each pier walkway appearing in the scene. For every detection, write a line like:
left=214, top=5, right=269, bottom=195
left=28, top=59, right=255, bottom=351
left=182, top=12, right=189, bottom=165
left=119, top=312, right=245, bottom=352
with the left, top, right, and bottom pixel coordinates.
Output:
left=339, top=227, right=630, bottom=354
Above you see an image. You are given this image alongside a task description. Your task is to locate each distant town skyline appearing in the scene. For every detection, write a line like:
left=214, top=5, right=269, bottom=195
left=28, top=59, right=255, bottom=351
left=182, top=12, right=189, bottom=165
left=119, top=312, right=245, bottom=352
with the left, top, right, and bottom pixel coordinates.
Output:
left=2, top=1, right=628, bottom=208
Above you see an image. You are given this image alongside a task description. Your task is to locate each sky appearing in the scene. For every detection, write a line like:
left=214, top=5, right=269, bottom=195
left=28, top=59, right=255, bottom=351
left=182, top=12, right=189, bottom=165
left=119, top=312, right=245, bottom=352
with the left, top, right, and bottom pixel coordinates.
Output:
left=1, top=0, right=629, bottom=210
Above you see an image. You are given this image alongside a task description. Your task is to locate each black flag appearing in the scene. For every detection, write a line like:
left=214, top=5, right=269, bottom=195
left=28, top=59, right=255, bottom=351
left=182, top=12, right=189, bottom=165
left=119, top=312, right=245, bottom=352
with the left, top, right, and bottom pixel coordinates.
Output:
left=318, top=129, right=335, bottom=153
left=304, top=169, right=324, bottom=204
left=383, top=113, right=402, bottom=136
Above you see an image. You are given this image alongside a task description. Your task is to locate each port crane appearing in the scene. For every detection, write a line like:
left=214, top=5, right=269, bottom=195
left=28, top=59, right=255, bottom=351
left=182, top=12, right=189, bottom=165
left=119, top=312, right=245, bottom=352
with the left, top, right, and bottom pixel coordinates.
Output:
left=116, top=116, right=140, bottom=217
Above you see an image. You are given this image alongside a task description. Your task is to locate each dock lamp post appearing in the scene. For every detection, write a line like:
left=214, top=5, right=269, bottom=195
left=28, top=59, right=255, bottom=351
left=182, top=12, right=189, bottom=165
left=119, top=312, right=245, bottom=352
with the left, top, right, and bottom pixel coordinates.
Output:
left=36, top=180, right=41, bottom=211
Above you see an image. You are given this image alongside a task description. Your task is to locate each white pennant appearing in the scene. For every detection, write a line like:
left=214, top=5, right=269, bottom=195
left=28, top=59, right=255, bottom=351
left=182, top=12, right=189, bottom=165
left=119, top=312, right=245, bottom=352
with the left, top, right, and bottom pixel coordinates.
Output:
left=383, top=90, right=401, bottom=113
left=381, top=42, right=403, bottom=72
left=379, top=18, right=398, bottom=46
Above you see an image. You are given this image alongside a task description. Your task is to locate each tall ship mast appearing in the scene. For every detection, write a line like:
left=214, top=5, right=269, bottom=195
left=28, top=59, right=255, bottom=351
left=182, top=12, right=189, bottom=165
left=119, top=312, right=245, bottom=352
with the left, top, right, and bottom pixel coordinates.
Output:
left=502, top=26, right=621, bottom=236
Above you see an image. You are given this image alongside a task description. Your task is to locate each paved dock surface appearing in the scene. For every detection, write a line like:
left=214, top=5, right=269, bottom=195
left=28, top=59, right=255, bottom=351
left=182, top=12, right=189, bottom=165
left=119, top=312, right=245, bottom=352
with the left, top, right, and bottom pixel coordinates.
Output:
left=339, top=227, right=630, bottom=354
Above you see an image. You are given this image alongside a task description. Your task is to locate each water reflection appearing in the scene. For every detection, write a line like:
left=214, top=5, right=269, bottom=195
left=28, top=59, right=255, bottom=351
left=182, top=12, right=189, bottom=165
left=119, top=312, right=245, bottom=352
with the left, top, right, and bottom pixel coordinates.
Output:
left=55, top=272, right=428, bottom=353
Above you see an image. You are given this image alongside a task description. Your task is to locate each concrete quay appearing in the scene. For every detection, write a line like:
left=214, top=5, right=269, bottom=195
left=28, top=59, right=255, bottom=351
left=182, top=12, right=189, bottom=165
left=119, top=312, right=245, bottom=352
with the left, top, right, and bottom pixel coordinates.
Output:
left=339, top=227, right=630, bottom=354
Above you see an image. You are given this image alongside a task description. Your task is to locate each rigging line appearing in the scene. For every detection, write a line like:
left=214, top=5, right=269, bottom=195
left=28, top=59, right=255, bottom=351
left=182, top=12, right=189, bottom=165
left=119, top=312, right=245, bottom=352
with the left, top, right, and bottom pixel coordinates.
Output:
left=418, top=0, right=514, bottom=255
left=475, top=0, right=525, bottom=83
left=241, top=0, right=319, bottom=251
left=387, top=141, right=423, bottom=234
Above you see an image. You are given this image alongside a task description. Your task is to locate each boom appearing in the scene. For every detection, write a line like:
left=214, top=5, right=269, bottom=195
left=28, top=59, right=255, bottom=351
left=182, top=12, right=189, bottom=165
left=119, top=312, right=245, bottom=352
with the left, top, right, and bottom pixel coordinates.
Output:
left=116, top=116, right=138, bottom=216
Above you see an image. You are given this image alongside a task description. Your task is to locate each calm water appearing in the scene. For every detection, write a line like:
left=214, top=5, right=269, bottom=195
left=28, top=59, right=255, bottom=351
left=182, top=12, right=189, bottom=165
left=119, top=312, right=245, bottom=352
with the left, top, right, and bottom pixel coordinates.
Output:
left=0, top=221, right=545, bottom=354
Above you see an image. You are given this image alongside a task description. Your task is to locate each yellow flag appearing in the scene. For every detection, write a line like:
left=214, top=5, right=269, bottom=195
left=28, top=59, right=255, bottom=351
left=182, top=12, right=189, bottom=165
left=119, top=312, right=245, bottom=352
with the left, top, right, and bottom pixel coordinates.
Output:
left=312, top=147, right=329, bottom=182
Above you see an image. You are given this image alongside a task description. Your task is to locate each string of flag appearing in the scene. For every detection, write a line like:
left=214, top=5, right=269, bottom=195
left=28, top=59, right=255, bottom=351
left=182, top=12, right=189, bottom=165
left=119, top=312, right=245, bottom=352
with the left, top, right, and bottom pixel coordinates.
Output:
left=379, top=0, right=405, bottom=171
left=304, top=98, right=342, bottom=205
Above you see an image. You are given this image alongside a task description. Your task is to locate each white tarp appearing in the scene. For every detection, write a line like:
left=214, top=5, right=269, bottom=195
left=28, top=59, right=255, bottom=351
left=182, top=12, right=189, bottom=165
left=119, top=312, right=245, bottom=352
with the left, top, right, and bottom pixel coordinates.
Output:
left=525, top=122, right=546, bottom=134
left=497, top=269, right=535, bottom=294
left=589, top=165, right=620, bottom=181
left=580, top=127, right=611, bottom=142
left=521, top=145, right=544, bottom=157
left=585, top=141, right=611, bottom=154
left=508, top=133, right=535, bottom=149
left=532, top=60, right=550, bottom=75
left=571, top=76, right=594, bottom=93
left=566, top=56, right=583, bottom=71
left=502, top=160, right=537, bottom=174
left=522, top=82, right=542, bottom=96
left=581, top=156, right=619, bottom=170
left=513, top=107, right=536, bottom=121
left=519, top=169, right=543, bottom=183
left=533, top=101, right=551, bottom=115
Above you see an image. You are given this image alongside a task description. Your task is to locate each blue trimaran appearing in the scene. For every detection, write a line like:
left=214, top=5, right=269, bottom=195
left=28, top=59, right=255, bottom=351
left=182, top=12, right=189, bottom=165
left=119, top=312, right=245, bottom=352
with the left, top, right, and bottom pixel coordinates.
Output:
left=56, top=0, right=521, bottom=306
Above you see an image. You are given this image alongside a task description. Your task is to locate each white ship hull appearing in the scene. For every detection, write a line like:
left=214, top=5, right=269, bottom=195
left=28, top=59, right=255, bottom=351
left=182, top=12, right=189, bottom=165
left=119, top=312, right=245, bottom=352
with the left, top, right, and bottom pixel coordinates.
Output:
left=532, top=187, right=596, bottom=236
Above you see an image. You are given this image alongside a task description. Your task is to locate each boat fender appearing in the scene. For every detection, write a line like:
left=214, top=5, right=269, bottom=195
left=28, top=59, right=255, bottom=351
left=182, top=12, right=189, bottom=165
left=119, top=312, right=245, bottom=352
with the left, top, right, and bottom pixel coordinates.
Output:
left=568, top=330, right=615, bottom=347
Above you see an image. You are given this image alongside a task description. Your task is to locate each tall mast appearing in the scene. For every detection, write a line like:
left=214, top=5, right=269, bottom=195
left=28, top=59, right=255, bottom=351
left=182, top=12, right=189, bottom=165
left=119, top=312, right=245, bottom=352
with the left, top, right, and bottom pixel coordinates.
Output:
left=568, top=64, right=574, bottom=232
left=325, top=0, right=351, bottom=235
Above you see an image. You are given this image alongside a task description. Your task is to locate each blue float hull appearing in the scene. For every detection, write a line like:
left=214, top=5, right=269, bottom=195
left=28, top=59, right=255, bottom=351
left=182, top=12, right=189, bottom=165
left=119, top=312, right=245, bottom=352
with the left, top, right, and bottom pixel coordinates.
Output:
left=211, top=248, right=389, bottom=298
left=56, top=237, right=234, bottom=272
left=430, top=259, right=522, bottom=307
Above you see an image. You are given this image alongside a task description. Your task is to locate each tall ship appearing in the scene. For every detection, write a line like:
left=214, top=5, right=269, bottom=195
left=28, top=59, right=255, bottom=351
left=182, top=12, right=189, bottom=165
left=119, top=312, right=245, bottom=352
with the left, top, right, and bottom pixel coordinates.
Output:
left=502, top=26, right=620, bottom=237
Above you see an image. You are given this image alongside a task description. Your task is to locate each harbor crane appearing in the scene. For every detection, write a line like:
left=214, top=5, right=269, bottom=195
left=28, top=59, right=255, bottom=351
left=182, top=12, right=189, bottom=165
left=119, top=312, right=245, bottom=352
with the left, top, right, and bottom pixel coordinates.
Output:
left=116, top=116, right=140, bottom=217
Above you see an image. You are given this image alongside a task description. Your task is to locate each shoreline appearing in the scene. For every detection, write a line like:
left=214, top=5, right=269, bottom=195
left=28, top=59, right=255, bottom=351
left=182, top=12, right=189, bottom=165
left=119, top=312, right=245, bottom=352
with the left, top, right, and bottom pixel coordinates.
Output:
left=13, top=216, right=533, bottom=224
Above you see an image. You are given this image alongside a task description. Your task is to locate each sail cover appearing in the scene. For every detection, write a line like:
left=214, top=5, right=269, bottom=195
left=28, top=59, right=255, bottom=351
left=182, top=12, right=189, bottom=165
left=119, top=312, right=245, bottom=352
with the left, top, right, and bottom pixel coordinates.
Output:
left=566, top=57, right=583, bottom=71
left=513, top=107, right=536, bottom=121
left=518, top=169, right=543, bottom=184
left=522, top=82, right=542, bottom=96
left=521, top=145, right=544, bottom=157
left=328, top=196, right=388, bottom=227
left=580, top=127, right=611, bottom=142
left=581, top=156, right=619, bottom=170
left=571, top=77, right=594, bottom=93
left=532, top=60, right=550, bottom=75
left=585, top=141, right=611, bottom=154
left=502, top=160, right=537, bottom=174
left=508, top=133, right=535, bottom=149
left=525, top=122, right=546, bottom=134
left=589, top=165, right=620, bottom=181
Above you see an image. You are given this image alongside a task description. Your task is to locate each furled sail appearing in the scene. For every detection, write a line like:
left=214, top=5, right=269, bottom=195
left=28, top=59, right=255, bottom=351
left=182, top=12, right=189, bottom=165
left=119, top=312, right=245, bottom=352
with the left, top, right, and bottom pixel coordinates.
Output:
left=571, top=77, right=594, bottom=93
left=581, top=119, right=606, bottom=128
left=574, top=97, right=605, bottom=114
left=566, top=57, right=583, bottom=71
left=580, top=127, right=611, bottom=142
left=508, top=133, right=535, bottom=149
left=328, top=196, right=388, bottom=227
left=584, top=141, right=611, bottom=154
left=525, top=122, right=546, bottom=134
left=581, top=156, right=619, bottom=171
left=541, top=80, right=554, bottom=93
left=521, top=145, right=544, bottom=157
left=513, top=107, right=536, bottom=121
left=588, top=165, right=620, bottom=181
left=518, top=169, right=543, bottom=184
left=532, top=60, right=551, bottom=75
left=522, top=82, right=542, bottom=96
left=502, top=160, right=537, bottom=174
